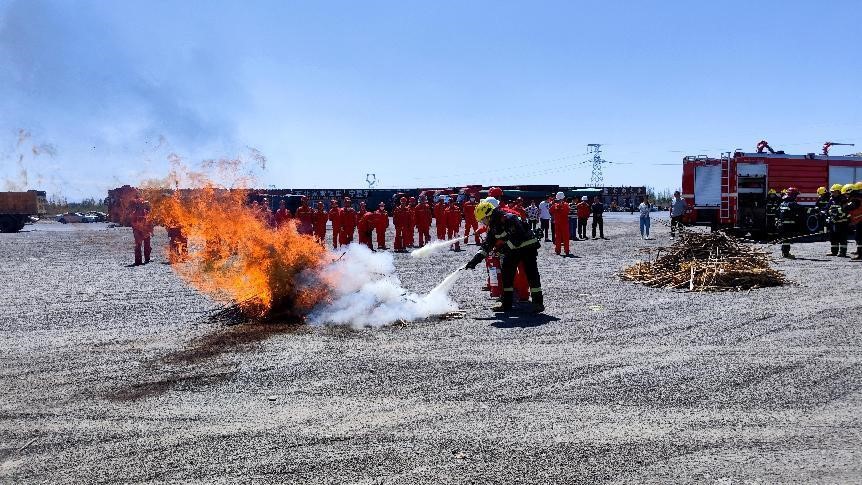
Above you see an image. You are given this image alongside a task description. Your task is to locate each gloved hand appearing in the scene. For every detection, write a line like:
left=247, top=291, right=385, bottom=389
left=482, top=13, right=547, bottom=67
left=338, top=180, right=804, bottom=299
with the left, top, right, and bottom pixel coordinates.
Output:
left=464, top=253, right=484, bottom=270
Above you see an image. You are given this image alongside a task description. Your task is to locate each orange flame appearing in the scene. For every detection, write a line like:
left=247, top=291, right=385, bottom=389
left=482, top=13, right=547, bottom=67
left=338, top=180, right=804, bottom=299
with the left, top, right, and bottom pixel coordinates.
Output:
left=145, top=158, right=330, bottom=319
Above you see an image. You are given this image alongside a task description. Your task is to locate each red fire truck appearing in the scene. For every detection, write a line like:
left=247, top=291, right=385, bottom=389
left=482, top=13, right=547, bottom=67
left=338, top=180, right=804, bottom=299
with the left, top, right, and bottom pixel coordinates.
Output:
left=682, top=145, right=862, bottom=236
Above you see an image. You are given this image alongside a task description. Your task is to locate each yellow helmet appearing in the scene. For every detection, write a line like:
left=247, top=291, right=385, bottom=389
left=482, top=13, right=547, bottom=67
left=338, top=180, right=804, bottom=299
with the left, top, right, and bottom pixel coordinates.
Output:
left=855, top=181, right=862, bottom=191
left=767, top=189, right=777, bottom=195
left=816, top=186, right=827, bottom=195
left=841, top=183, right=854, bottom=194
left=831, top=183, right=843, bottom=192
left=474, top=199, right=495, bottom=222
left=781, top=188, right=788, bottom=194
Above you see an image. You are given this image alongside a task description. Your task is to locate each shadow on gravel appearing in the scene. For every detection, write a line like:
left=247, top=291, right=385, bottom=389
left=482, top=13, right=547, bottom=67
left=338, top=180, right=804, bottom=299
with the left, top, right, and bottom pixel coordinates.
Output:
left=109, top=320, right=307, bottom=401
left=482, top=312, right=560, bottom=329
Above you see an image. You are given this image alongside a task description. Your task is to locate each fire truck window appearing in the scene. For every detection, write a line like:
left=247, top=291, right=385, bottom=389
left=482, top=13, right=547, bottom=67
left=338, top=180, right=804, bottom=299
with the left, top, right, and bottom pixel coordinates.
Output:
left=695, top=165, right=721, bottom=206
left=829, top=165, right=855, bottom=186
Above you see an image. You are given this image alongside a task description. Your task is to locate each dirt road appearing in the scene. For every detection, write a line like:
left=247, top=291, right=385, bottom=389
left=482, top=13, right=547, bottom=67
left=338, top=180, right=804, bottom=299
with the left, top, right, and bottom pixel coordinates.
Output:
left=2, top=215, right=861, bottom=483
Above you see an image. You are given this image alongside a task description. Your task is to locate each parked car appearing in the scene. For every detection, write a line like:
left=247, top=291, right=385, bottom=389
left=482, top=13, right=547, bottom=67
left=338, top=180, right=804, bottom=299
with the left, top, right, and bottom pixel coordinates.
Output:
left=84, top=211, right=108, bottom=222
left=81, top=213, right=99, bottom=223
left=57, top=212, right=84, bottom=224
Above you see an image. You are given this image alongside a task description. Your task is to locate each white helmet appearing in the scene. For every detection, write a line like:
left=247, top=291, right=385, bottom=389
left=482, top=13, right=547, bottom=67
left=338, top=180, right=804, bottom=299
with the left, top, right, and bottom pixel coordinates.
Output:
left=485, top=197, right=500, bottom=208
left=581, top=196, right=589, bottom=201
left=555, top=191, right=565, bottom=201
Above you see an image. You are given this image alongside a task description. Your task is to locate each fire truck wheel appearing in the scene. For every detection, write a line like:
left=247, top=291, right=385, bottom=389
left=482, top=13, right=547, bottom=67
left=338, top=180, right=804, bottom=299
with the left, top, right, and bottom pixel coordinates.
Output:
left=805, top=214, right=821, bottom=233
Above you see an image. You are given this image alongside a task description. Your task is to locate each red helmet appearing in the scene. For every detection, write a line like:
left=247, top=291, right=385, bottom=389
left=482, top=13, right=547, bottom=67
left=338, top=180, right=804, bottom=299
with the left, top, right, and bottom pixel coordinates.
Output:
left=409, top=196, right=416, bottom=202
left=301, top=195, right=308, bottom=201
left=785, top=187, right=799, bottom=198
left=399, top=197, right=407, bottom=203
left=488, top=187, right=503, bottom=198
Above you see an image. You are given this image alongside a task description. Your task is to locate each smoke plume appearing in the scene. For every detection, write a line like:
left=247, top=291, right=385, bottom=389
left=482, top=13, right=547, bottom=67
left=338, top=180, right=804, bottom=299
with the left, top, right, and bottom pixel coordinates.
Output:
left=308, top=245, right=461, bottom=328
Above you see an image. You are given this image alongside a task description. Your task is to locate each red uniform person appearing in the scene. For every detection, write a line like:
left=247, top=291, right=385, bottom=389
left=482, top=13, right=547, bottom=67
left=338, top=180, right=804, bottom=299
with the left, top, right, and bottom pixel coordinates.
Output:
left=357, top=209, right=375, bottom=250
left=328, top=199, right=341, bottom=249
left=403, top=197, right=416, bottom=248
left=295, top=197, right=313, bottom=235
left=130, top=197, right=153, bottom=266
left=433, top=198, right=447, bottom=240
left=274, top=200, right=292, bottom=228
left=445, top=199, right=462, bottom=251
left=166, top=225, right=188, bottom=262
left=375, top=202, right=389, bottom=249
left=393, top=197, right=409, bottom=252
left=414, top=198, right=432, bottom=247
left=462, top=196, right=480, bottom=244
left=355, top=201, right=368, bottom=246
left=312, top=201, right=328, bottom=243
left=549, top=192, right=571, bottom=256
left=339, top=197, right=357, bottom=246
left=512, top=197, right=527, bottom=218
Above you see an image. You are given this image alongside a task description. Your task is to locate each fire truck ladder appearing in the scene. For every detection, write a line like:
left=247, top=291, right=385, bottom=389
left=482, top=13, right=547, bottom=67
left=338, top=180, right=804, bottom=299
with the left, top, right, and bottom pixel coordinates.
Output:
left=720, top=152, right=731, bottom=221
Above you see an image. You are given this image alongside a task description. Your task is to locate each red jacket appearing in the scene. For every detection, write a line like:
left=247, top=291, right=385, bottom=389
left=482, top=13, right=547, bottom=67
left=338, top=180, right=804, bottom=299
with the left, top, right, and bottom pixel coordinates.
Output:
left=274, top=208, right=291, bottom=227
left=295, top=205, right=313, bottom=232
left=445, top=205, right=462, bottom=229
left=358, top=211, right=374, bottom=233
left=375, top=209, right=389, bottom=230
left=328, top=207, right=341, bottom=229
left=393, top=205, right=409, bottom=227
left=433, top=202, right=446, bottom=224
left=576, top=201, right=591, bottom=219
left=340, top=207, right=357, bottom=231
left=313, top=209, right=328, bottom=233
left=414, top=203, right=432, bottom=227
left=462, top=200, right=477, bottom=223
left=549, top=202, right=569, bottom=224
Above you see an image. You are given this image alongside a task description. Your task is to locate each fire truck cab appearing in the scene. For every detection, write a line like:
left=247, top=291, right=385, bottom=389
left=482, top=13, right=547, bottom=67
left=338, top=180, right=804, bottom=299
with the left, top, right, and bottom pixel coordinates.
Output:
left=682, top=149, right=862, bottom=236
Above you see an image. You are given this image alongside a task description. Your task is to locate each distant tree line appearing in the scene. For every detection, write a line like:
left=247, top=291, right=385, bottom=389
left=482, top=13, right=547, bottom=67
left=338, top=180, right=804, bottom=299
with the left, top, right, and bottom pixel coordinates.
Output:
left=45, top=195, right=108, bottom=214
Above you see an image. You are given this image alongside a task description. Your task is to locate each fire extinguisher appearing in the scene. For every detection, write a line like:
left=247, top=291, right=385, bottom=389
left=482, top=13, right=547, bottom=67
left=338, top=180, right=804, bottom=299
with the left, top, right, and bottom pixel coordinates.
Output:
left=485, top=253, right=503, bottom=297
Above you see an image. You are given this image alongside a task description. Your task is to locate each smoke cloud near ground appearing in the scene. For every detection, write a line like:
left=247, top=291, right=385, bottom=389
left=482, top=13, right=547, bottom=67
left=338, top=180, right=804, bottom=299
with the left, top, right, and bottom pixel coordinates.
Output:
left=308, top=244, right=461, bottom=328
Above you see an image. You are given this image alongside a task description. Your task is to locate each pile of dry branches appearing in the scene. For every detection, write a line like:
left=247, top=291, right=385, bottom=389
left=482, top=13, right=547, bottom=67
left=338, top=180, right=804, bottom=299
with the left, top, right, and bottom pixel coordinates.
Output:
left=621, top=231, right=786, bottom=291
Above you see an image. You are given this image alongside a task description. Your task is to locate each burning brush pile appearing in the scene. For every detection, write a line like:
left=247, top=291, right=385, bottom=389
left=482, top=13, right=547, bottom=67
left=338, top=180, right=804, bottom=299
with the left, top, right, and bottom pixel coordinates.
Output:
left=621, top=231, right=787, bottom=291
left=145, top=156, right=460, bottom=328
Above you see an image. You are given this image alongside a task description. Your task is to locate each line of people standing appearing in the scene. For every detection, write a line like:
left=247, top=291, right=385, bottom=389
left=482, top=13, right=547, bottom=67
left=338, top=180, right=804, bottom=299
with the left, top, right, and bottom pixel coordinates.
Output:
left=316, top=194, right=487, bottom=253
left=540, top=193, right=610, bottom=256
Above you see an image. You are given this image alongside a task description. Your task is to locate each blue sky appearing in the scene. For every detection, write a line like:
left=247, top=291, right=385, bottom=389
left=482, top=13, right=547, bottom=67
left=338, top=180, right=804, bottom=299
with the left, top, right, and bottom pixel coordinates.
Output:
left=1, top=0, right=860, bottom=200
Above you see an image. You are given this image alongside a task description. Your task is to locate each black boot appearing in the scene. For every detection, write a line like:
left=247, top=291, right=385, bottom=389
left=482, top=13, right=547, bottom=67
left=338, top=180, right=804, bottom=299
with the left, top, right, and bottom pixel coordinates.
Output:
left=531, top=292, right=544, bottom=314
left=492, top=292, right=513, bottom=312
left=781, top=244, right=795, bottom=259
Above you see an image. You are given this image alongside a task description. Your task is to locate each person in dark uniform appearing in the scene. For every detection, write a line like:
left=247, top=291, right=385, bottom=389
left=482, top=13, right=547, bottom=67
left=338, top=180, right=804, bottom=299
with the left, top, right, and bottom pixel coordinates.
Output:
left=826, top=184, right=850, bottom=257
left=464, top=200, right=543, bottom=314
left=777, top=187, right=802, bottom=259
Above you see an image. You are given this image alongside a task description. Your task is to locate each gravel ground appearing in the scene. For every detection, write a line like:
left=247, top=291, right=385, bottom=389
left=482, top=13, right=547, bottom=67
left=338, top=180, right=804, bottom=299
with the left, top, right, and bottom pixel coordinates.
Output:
left=2, top=214, right=861, bottom=484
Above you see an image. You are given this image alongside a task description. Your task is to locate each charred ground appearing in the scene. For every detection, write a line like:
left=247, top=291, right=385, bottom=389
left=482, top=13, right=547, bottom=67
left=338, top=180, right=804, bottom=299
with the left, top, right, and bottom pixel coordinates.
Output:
left=2, top=215, right=861, bottom=483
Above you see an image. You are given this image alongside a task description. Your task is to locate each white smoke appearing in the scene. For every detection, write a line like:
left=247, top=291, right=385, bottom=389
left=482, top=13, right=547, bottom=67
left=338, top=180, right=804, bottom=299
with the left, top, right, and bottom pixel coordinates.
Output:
left=308, top=244, right=461, bottom=328
left=410, top=237, right=465, bottom=259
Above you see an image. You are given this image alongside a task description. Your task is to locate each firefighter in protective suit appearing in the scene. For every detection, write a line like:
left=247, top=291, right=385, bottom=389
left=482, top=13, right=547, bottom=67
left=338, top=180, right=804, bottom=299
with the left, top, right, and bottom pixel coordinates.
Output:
left=848, top=182, right=862, bottom=261
left=777, top=187, right=802, bottom=259
left=826, top=184, right=850, bottom=257
left=464, top=200, right=544, bottom=314
left=765, top=189, right=780, bottom=232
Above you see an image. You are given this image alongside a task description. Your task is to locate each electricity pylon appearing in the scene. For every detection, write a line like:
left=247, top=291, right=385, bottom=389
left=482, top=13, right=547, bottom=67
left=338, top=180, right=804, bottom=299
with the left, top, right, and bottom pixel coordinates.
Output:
left=585, top=144, right=609, bottom=186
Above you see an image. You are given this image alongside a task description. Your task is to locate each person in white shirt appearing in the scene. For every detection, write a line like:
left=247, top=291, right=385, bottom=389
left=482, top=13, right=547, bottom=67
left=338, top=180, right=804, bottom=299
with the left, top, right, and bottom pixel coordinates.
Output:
left=538, top=197, right=552, bottom=242
left=638, top=197, right=652, bottom=239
